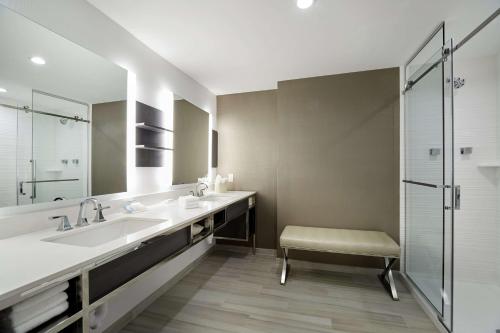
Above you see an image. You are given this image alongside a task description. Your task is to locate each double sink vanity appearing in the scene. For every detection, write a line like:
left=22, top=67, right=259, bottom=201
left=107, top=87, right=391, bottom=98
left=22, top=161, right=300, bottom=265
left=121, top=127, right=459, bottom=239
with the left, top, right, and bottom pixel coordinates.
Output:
left=0, top=191, right=256, bottom=332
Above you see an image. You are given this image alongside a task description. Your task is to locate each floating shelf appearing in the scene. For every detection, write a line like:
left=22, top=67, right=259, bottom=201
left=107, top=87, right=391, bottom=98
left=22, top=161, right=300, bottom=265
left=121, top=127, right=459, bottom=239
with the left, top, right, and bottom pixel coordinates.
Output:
left=136, top=145, right=173, bottom=152
left=478, top=161, right=500, bottom=168
left=136, top=122, right=173, bottom=133
left=45, top=169, right=63, bottom=172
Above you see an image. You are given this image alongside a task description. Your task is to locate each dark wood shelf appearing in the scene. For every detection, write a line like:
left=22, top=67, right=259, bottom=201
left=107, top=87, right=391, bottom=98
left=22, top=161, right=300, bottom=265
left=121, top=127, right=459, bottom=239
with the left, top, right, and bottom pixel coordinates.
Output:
left=136, top=145, right=173, bottom=152
left=136, top=122, right=173, bottom=133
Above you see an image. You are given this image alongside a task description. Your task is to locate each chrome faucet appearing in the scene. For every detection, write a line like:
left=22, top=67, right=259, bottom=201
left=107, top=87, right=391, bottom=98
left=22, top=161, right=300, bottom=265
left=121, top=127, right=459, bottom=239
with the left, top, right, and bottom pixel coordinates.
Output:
left=191, top=182, right=208, bottom=197
left=49, top=215, right=73, bottom=231
left=76, top=198, right=99, bottom=227
left=93, top=202, right=110, bottom=223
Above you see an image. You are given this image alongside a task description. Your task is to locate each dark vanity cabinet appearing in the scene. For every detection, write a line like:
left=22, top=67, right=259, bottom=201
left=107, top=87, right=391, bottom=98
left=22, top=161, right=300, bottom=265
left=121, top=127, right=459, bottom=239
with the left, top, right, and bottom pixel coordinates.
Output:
left=214, top=196, right=256, bottom=251
left=89, top=226, right=190, bottom=303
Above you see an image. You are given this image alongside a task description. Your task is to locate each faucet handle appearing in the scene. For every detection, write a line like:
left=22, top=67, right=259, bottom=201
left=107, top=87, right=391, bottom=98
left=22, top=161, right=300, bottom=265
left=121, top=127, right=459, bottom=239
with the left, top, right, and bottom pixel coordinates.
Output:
left=49, top=215, right=73, bottom=231
left=93, top=204, right=110, bottom=223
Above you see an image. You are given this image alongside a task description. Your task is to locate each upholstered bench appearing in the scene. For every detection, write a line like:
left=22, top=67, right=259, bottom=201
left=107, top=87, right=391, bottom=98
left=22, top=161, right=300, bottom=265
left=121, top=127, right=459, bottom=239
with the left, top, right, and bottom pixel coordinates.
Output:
left=279, top=225, right=401, bottom=300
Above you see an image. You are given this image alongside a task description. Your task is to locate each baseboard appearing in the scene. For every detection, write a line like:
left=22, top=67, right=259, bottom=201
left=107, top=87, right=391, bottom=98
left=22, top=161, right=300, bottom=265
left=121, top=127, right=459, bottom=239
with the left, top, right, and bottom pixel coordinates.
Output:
left=103, top=246, right=215, bottom=333
left=400, top=273, right=448, bottom=333
left=215, top=243, right=277, bottom=256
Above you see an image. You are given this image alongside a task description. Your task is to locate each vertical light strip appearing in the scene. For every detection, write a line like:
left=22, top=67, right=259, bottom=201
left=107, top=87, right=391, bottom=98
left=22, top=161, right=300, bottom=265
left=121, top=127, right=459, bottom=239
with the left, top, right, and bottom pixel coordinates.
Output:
left=208, top=113, right=213, bottom=179
left=126, top=71, right=137, bottom=193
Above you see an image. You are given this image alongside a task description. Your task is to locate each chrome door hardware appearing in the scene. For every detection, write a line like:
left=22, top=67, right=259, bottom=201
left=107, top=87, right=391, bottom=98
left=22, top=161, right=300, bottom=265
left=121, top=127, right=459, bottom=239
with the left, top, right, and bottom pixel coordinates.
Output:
left=429, top=148, right=441, bottom=156
left=460, top=147, right=472, bottom=155
left=454, top=186, right=461, bottom=210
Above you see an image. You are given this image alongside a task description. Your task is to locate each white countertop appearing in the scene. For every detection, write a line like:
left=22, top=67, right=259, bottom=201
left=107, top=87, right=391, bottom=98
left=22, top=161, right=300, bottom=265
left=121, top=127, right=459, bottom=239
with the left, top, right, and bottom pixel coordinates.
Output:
left=0, top=191, right=255, bottom=308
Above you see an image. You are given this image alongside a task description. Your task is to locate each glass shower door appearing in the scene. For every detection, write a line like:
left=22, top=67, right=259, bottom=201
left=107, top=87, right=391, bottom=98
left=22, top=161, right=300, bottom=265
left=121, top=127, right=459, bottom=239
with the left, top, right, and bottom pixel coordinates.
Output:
left=404, top=41, right=454, bottom=328
left=31, top=91, right=89, bottom=203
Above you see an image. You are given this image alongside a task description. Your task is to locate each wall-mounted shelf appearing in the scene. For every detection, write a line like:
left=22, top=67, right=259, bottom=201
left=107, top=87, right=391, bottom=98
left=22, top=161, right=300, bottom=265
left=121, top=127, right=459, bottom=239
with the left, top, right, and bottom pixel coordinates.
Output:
left=136, top=145, right=173, bottom=152
left=478, top=161, right=500, bottom=168
left=136, top=122, right=173, bottom=133
left=135, top=101, right=172, bottom=167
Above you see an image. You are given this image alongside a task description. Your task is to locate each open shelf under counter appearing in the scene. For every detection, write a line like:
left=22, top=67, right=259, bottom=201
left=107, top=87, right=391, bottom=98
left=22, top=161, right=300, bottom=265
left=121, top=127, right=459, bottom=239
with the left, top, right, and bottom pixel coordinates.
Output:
left=136, top=122, right=173, bottom=133
left=477, top=161, right=500, bottom=168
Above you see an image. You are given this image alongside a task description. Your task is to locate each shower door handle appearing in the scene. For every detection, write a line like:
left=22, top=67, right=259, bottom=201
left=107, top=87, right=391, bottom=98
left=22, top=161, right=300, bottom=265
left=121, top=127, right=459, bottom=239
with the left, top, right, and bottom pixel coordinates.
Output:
left=454, top=185, right=461, bottom=210
left=31, top=159, right=37, bottom=200
left=402, top=180, right=451, bottom=189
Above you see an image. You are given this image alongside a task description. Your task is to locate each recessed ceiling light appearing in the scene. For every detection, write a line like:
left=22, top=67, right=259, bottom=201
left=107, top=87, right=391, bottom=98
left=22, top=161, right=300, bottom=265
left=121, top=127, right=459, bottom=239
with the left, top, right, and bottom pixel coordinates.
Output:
left=30, top=56, right=46, bottom=65
left=0, top=87, right=7, bottom=93
left=297, top=0, right=314, bottom=9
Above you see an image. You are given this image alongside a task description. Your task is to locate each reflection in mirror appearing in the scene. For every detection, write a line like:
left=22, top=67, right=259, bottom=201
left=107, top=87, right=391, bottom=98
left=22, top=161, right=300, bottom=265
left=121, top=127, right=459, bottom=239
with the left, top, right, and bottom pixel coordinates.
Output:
left=0, top=5, right=127, bottom=208
left=173, top=96, right=209, bottom=185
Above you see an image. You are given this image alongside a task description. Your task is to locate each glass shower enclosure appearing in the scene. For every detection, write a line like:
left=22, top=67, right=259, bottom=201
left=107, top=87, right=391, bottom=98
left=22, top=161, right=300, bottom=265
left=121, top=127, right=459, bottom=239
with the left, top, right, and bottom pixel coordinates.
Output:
left=404, top=36, right=454, bottom=330
left=404, top=9, right=500, bottom=333
left=16, top=90, right=89, bottom=205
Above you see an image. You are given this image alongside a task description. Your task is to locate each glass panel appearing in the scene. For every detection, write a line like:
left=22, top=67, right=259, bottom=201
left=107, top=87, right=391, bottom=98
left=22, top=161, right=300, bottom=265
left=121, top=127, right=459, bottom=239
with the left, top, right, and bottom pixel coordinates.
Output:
left=31, top=91, right=89, bottom=203
left=405, top=48, right=445, bottom=186
left=406, top=183, right=444, bottom=310
left=405, top=45, right=451, bottom=315
left=441, top=39, right=454, bottom=330
left=406, top=25, right=444, bottom=80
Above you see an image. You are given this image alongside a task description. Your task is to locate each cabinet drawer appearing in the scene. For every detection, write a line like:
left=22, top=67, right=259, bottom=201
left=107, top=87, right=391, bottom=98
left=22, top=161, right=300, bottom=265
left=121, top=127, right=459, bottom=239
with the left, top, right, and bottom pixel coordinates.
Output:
left=226, top=199, right=248, bottom=222
left=89, top=226, right=190, bottom=303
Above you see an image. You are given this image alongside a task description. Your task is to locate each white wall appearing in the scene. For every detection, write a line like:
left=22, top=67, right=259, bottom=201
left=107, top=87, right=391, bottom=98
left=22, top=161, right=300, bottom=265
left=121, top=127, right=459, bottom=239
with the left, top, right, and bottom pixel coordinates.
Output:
left=0, top=0, right=217, bottom=195
left=497, top=52, right=500, bottom=287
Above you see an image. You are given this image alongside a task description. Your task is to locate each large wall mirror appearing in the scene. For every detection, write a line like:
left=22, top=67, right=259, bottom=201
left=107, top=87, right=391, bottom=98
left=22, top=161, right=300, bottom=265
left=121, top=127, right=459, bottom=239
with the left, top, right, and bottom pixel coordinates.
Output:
left=0, top=5, right=127, bottom=208
left=172, top=95, right=209, bottom=185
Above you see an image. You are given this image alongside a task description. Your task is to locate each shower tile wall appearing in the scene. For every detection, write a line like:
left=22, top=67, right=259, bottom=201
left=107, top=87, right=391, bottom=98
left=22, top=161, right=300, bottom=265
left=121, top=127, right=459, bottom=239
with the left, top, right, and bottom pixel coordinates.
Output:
left=0, top=105, right=17, bottom=207
left=452, top=50, right=500, bottom=333
left=33, top=114, right=88, bottom=203
left=17, top=110, right=33, bottom=205
left=405, top=60, right=444, bottom=305
left=454, top=55, right=498, bottom=285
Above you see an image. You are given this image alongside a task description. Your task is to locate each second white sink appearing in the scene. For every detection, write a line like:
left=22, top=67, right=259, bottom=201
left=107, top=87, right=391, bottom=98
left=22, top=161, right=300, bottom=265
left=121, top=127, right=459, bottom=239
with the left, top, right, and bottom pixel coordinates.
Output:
left=42, top=217, right=168, bottom=247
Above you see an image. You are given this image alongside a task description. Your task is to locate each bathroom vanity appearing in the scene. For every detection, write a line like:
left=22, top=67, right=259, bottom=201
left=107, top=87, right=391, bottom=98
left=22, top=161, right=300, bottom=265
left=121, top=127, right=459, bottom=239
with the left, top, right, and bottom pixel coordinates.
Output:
left=0, top=191, right=256, bottom=333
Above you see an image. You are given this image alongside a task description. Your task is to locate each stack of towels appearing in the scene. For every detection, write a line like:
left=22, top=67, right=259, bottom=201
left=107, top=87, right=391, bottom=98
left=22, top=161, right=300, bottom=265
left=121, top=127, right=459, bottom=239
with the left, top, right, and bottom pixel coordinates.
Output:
left=0, top=282, right=69, bottom=333
left=178, top=195, right=200, bottom=209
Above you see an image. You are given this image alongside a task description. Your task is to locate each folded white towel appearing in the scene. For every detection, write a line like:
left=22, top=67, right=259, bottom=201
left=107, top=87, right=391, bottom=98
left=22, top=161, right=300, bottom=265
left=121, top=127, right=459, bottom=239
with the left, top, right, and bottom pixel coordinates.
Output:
left=12, top=282, right=68, bottom=313
left=192, top=224, right=204, bottom=236
left=11, top=292, right=68, bottom=326
left=13, top=301, right=69, bottom=333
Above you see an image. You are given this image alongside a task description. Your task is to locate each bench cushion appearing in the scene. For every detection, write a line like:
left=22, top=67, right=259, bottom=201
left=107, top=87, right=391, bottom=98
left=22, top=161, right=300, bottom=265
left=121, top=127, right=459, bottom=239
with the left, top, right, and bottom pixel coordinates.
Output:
left=280, top=226, right=400, bottom=258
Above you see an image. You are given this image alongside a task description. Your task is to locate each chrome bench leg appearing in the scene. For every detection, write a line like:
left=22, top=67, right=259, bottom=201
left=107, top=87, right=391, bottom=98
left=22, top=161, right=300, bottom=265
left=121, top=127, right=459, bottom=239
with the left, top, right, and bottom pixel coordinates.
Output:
left=280, top=248, right=288, bottom=285
left=378, top=257, right=399, bottom=301
left=252, top=233, right=256, bottom=255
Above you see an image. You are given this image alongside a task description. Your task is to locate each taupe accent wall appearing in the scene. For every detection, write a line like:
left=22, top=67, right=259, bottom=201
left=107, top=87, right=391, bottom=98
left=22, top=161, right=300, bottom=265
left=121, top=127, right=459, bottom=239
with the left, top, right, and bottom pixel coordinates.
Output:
left=277, top=68, right=400, bottom=267
left=173, top=99, right=209, bottom=185
left=217, top=90, right=277, bottom=249
left=91, top=100, right=127, bottom=196
left=217, top=68, right=400, bottom=266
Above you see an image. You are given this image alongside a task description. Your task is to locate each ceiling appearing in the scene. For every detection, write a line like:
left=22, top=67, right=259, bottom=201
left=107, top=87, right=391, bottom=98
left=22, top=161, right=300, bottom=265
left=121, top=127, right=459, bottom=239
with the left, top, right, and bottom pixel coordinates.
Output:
left=87, top=0, right=500, bottom=95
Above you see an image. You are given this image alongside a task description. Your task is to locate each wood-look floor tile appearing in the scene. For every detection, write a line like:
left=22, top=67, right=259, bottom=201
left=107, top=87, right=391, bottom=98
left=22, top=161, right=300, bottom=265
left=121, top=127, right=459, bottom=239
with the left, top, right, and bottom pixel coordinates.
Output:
left=119, top=246, right=439, bottom=333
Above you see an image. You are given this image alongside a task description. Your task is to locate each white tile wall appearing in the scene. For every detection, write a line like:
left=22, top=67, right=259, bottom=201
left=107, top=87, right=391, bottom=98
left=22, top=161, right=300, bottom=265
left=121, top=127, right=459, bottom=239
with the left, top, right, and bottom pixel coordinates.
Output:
left=0, top=106, right=18, bottom=207
left=454, top=55, right=498, bottom=285
left=404, top=59, right=445, bottom=308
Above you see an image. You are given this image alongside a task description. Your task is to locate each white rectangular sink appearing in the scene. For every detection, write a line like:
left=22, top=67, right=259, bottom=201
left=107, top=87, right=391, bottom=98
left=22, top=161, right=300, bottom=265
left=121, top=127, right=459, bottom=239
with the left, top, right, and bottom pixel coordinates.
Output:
left=42, top=217, right=168, bottom=247
left=199, top=194, right=232, bottom=202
